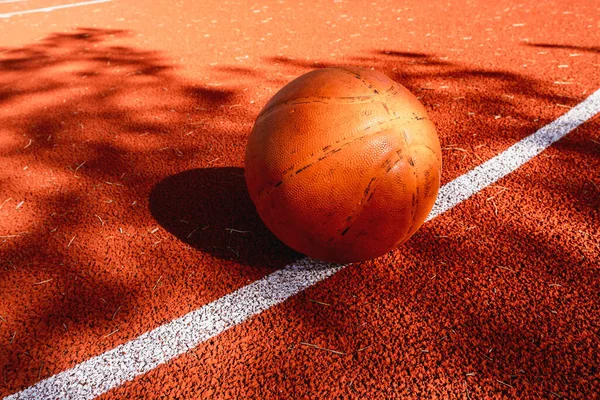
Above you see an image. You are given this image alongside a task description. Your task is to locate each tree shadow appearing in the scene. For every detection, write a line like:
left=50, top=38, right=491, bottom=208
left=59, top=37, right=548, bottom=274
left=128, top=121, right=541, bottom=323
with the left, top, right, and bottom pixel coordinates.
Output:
left=0, top=27, right=270, bottom=396
left=526, top=42, right=600, bottom=54
left=394, top=205, right=599, bottom=398
left=2, top=27, right=598, bottom=399
left=267, top=48, right=578, bottom=112
left=149, top=167, right=300, bottom=268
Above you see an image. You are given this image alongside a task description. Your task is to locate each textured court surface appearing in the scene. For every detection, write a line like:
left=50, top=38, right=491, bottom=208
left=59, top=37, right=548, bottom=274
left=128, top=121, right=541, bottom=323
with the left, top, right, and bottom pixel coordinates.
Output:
left=1, top=0, right=599, bottom=398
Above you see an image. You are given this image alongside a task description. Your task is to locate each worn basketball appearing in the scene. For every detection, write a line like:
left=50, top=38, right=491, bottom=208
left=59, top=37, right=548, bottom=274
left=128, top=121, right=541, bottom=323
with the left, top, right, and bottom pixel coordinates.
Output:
left=245, top=66, right=441, bottom=263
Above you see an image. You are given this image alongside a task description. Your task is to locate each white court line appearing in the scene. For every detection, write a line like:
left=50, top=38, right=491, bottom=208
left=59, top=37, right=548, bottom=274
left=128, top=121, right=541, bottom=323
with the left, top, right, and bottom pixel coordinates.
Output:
left=425, top=90, right=599, bottom=221
left=6, top=89, right=600, bottom=400
left=0, top=0, right=110, bottom=18
left=0, top=0, right=28, bottom=5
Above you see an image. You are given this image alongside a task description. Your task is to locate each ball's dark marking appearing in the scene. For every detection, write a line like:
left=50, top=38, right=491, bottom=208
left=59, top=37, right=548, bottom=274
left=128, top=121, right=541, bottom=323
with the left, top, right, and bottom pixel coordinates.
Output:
left=295, top=163, right=314, bottom=174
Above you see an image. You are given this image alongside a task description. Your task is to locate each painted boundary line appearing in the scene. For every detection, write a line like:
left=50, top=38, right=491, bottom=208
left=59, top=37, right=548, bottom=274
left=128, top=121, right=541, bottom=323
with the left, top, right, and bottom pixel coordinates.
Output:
left=0, top=0, right=110, bottom=18
left=0, top=0, right=28, bottom=5
left=426, top=89, right=600, bottom=221
left=6, top=89, right=600, bottom=399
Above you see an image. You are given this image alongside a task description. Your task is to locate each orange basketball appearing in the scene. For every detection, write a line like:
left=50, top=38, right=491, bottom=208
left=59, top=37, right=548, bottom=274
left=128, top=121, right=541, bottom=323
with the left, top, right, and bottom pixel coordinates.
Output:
left=245, top=66, right=441, bottom=263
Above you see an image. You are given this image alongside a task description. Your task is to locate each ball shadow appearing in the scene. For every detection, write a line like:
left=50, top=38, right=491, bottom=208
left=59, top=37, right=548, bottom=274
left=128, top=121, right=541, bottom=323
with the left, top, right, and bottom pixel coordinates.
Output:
left=149, top=167, right=302, bottom=269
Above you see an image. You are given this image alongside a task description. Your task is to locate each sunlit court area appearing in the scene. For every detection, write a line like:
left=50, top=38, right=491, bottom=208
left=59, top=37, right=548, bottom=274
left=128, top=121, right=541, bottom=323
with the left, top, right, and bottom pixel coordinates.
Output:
left=1, top=0, right=599, bottom=398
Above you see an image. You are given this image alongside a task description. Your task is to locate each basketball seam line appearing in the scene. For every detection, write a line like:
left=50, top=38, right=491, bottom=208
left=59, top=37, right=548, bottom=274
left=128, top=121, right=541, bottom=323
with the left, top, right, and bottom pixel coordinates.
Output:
left=332, top=95, right=417, bottom=240
left=411, top=142, right=442, bottom=165
left=398, top=109, right=420, bottom=238
left=255, top=88, right=399, bottom=121
left=259, top=115, right=431, bottom=201
left=330, top=149, right=406, bottom=243
left=330, top=66, right=382, bottom=95
left=258, top=126, right=393, bottom=200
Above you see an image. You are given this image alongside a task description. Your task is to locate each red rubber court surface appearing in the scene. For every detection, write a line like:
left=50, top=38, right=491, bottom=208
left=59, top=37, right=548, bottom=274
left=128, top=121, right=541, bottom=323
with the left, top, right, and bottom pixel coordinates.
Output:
left=1, top=0, right=599, bottom=398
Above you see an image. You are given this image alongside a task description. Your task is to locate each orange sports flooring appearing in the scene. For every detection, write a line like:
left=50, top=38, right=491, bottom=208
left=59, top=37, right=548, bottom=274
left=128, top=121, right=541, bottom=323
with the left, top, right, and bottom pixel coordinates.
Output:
left=1, top=0, right=599, bottom=398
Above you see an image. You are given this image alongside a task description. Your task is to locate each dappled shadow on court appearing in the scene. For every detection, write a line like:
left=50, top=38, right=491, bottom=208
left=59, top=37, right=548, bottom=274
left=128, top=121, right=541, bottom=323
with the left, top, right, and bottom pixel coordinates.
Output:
left=267, top=47, right=580, bottom=115
left=0, top=27, right=269, bottom=396
left=1, top=28, right=598, bottom=399
left=526, top=42, right=600, bottom=54
left=392, top=191, right=599, bottom=398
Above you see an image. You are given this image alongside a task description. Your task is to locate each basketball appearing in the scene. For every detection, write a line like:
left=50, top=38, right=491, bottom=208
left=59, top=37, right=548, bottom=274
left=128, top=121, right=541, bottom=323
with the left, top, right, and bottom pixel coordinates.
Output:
left=244, top=66, right=442, bottom=263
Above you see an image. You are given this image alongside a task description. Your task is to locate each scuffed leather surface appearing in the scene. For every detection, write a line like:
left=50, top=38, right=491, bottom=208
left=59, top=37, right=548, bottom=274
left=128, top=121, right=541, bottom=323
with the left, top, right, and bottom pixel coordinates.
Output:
left=245, top=66, right=441, bottom=263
